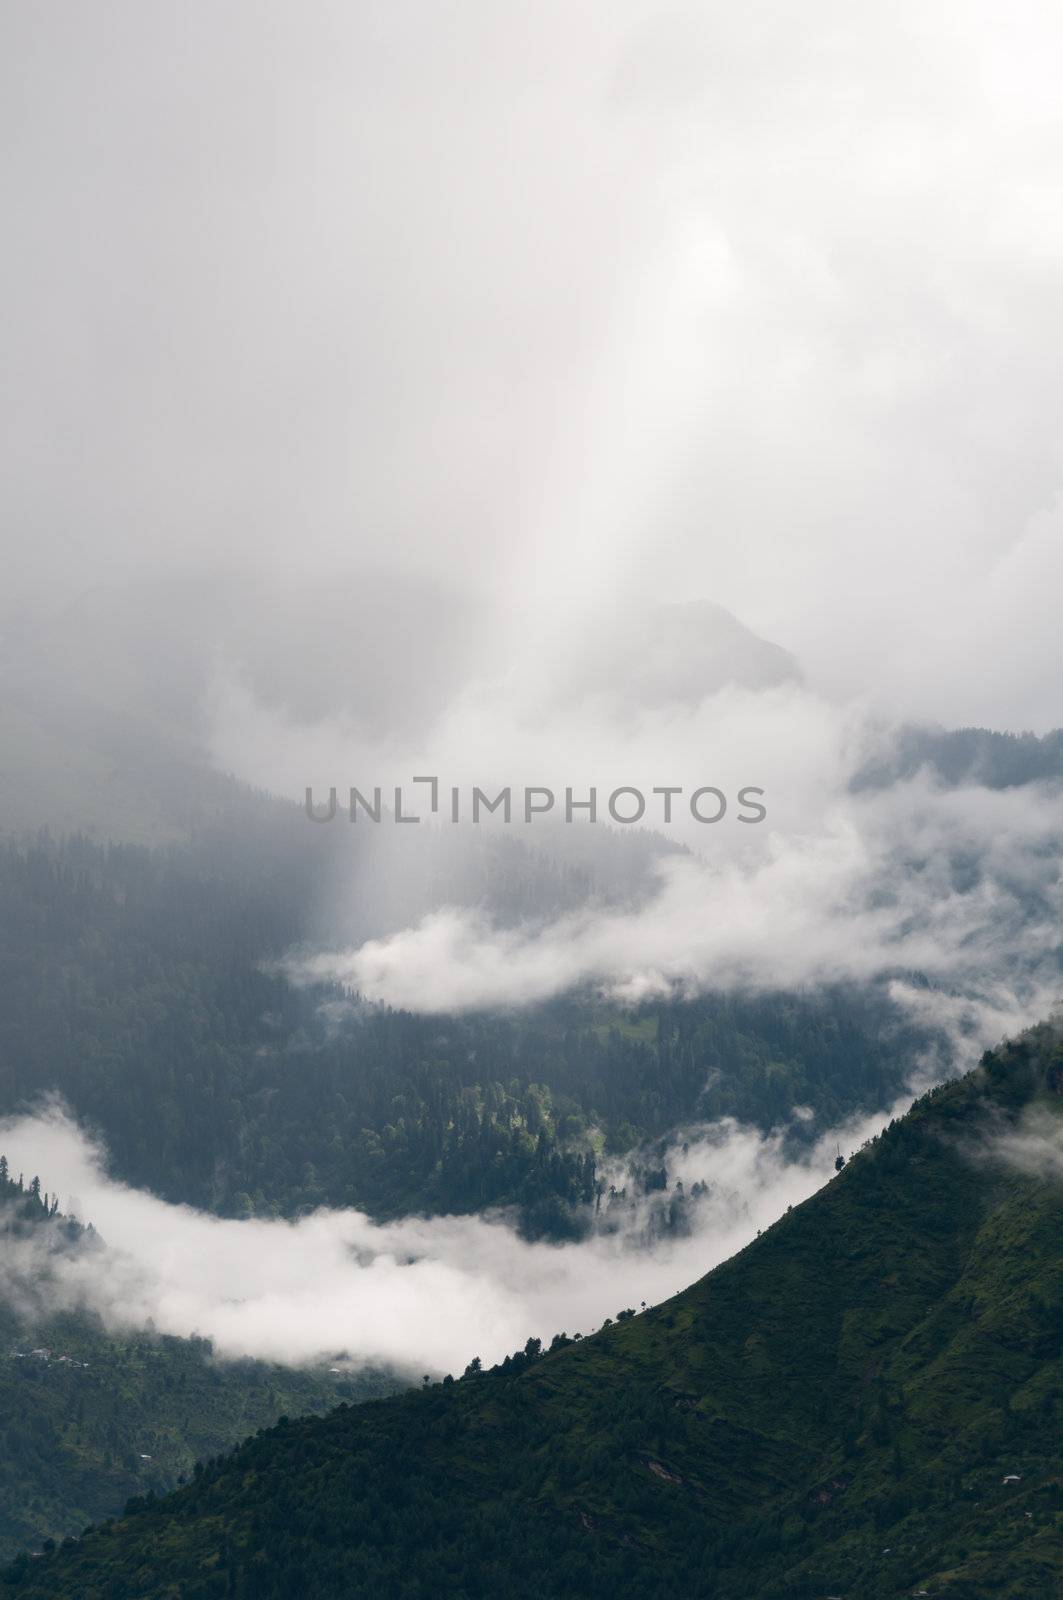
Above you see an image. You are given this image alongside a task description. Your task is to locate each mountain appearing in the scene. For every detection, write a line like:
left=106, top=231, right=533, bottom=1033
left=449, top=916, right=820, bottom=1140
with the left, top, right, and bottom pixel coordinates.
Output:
left=852, top=724, right=1063, bottom=792
left=9, top=1024, right=1062, bottom=1599
left=547, top=598, right=800, bottom=712
left=0, top=581, right=800, bottom=845
left=0, top=1170, right=400, bottom=1564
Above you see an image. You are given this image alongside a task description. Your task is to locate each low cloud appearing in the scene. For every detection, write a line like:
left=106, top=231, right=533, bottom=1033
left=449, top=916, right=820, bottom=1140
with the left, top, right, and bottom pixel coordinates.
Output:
left=982, top=1105, right=1063, bottom=1183
left=286, top=774, right=1063, bottom=1016
left=203, top=620, right=1063, bottom=1025
left=1, top=1097, right=909, bottom=1379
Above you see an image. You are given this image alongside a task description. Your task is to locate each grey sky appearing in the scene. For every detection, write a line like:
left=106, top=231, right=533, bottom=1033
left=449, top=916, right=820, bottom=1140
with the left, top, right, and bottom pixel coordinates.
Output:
left=4, top=4, right=1063, bottom=1372
left=3, top=1, right=1063, bottom=727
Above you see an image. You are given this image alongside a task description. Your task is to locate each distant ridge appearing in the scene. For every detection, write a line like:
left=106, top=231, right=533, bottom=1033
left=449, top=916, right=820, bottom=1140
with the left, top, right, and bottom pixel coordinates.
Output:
left=853, top=724, right=1063, bottom=792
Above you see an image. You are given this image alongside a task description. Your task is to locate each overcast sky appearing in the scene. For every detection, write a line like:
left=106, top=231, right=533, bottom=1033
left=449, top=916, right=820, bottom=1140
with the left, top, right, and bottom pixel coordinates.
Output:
left=4, top=1, right=1063, bottom=729
left=4, top=6, right=1063, bottom=1374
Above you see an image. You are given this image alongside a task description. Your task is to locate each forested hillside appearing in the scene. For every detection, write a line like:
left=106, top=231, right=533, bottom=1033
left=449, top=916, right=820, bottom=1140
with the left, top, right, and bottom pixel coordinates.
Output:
left=0, top=836, right=933, bottom=1235
left=0, top=1167, right=399, bottom=1562
left=10, top=1023, right=1061, bottom=1599
left=852, top=724, right=1063, bottom=791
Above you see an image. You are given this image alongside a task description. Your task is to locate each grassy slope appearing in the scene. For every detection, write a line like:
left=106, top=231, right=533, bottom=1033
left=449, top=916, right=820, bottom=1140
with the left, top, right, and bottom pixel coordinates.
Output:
left=8, top=1027, right=1063, bottom=1599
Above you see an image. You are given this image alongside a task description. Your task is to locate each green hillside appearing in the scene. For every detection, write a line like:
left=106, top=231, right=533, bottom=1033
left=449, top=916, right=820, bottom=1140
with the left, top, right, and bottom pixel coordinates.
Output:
left=8, top=1025, right=1062, bottom=1598
left=0, top=1174, right=400, bottom=1563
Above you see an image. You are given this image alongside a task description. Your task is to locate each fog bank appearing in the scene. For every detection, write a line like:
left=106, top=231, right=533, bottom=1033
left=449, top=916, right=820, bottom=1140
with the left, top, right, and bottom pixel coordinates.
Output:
left=1, top=1097, right=913, bottom=1377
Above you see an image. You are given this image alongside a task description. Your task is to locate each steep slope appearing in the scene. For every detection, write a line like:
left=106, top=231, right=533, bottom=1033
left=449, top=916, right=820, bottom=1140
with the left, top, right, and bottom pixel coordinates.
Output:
left=8, top=1025, right=1063, bottom=1599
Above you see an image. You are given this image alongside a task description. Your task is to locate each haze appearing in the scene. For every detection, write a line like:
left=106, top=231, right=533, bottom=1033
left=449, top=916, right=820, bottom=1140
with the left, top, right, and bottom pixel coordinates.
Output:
left=3, top=0, right=1063, bottom=732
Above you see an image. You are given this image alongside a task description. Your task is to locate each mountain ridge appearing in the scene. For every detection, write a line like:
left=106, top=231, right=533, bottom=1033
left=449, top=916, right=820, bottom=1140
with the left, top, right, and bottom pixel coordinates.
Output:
left=8, top=1022, right=1063, bottom=1598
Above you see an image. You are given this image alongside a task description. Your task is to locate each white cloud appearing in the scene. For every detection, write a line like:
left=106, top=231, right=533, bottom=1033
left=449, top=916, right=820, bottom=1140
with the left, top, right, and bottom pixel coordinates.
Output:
left=285, top=773, right=1063, bottom=1015
left=0, top=1096, right=909, bottom=1377
left=5, top=2, right=1063, bottom=726
left=983, top=1105, right=1063, bottom=1183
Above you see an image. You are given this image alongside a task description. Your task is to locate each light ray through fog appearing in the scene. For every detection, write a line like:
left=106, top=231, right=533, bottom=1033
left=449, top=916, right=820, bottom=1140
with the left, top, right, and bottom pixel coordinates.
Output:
left=4, top=3, right=1063, bottom=726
